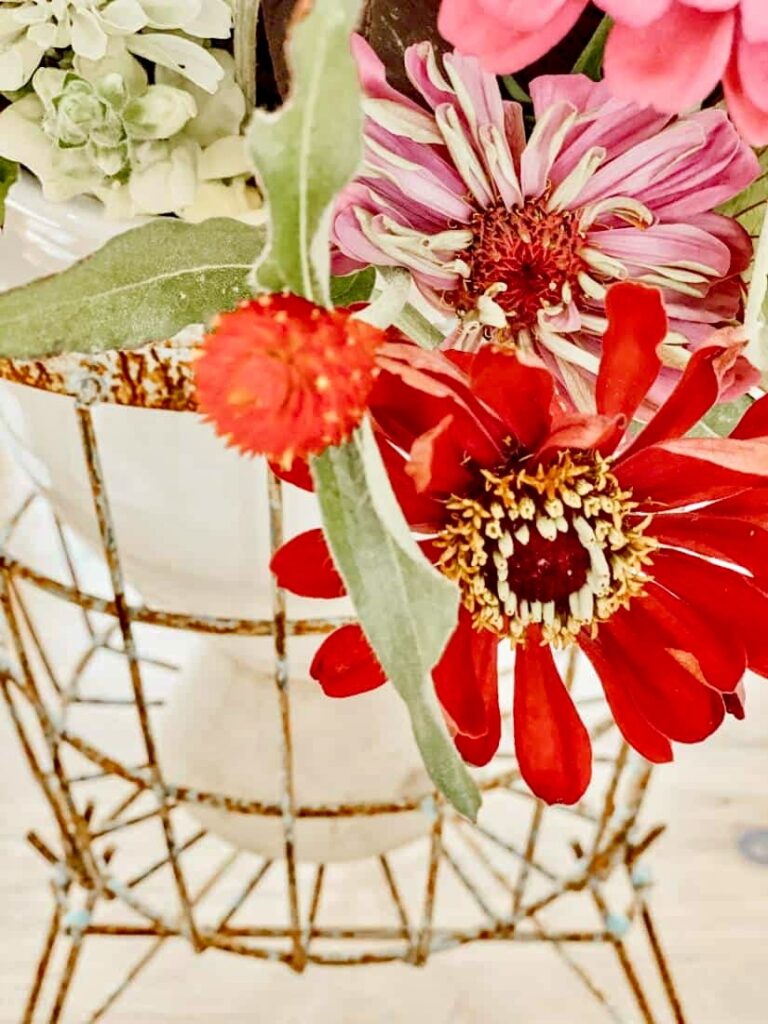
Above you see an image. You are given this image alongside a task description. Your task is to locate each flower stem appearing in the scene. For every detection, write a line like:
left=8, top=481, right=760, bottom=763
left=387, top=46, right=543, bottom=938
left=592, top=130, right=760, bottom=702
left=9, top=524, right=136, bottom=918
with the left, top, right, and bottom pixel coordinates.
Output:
left=234, top=0, right=260, bottom=108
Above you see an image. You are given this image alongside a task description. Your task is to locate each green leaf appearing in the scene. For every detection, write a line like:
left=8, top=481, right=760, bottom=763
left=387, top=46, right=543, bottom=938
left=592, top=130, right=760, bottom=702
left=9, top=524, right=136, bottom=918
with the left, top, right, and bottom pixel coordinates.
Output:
left=330, top=267, right=376, bottom=308
left=311, top=421, right=481, bottom=821
left=356, top=267, right=411, bottom=329
left=720, top=148, right=768, bottom=239
left=248, top=0, right=366, bottom=304
left=0, top=218, right=264, bottom=359
left=572, top=15, right=612, bottom=80
left=0, top=158, right=18, bottom=228
left=719, top=148, right=768, bottom=317
left=395, top=303, right=446, bottom=350
left=700, top=394, right=752, bottom=438
left=501, top=76, right=531, bottom=104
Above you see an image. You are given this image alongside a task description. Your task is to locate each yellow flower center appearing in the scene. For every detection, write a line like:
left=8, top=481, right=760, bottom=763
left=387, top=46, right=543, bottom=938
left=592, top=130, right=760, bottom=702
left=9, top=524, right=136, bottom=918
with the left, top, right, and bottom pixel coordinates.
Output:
left=435, top=452, right=658, bottom=647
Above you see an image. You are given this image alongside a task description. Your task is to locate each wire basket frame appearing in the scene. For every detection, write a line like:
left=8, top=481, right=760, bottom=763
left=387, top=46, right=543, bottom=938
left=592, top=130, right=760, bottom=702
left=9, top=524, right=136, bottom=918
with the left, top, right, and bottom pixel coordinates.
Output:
left=0, top=347, right=688, bottom=1024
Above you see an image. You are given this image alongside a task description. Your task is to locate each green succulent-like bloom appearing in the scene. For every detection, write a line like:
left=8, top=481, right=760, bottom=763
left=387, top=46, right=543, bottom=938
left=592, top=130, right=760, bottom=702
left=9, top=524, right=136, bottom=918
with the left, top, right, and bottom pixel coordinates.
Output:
left=36, top=62, right=197, bottom=183
left=0, top=45, right=260, bottom=220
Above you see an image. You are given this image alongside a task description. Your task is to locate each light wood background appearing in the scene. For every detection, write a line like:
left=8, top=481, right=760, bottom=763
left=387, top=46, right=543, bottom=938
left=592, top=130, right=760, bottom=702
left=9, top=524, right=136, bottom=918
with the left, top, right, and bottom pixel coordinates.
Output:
left=1, top=675, right=767, bottom=1022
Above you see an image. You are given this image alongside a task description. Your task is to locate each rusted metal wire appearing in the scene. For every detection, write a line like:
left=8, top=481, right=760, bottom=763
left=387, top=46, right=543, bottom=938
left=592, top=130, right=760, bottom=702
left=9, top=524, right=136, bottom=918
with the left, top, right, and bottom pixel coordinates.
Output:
left=0, top=356, right=689, bottom=1022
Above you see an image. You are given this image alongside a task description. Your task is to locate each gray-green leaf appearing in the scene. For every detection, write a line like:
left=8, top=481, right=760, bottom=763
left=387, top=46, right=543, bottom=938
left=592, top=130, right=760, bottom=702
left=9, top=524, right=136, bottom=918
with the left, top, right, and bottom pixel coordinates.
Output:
left=330, top=267, right=376, bottom=308
left=311, top=420, right=481, bottom=821
left=0, top=158, right=18, bottom=229
left=0, top=217, right=264, bottom=359
left=248, top=0, right=365, bottom=304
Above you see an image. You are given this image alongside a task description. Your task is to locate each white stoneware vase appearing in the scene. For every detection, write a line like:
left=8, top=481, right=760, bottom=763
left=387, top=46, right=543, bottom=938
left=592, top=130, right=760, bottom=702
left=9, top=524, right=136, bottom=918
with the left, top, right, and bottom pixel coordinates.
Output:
left=158, top=637, right=433, bottom=861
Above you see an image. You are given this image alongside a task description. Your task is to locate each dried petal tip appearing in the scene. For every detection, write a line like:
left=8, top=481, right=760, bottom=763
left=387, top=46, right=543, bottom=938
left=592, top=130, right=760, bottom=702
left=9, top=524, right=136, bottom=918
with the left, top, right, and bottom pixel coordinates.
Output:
left=194, top=294, right=385, bottom=465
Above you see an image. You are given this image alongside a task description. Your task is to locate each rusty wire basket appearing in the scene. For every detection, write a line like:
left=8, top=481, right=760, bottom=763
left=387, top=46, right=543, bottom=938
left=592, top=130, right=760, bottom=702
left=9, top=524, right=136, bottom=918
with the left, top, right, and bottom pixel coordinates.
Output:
left=0, top=345, right=687, bottom=1023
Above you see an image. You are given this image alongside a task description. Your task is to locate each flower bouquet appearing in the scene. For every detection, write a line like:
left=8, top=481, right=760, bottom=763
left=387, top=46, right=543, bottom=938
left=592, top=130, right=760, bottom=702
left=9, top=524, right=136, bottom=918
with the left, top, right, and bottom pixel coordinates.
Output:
left=1, top=0, right=768, bottom=827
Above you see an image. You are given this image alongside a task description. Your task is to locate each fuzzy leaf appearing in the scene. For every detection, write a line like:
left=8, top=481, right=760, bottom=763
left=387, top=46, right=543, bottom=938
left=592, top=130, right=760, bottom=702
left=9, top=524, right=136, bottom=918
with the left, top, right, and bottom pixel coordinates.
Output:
left=330, top=267, right=376, bottom=308
left=248, top=0, right=365, bottom=304
left=0, top=158, right=18, bottom=228
left=0, top=218, right=264, bottom=359
left=311, top=420, right=481, bottom=820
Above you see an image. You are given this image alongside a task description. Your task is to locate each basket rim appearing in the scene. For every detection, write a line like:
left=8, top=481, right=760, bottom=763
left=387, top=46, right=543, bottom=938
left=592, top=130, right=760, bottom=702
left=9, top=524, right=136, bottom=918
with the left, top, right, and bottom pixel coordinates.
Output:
left=0, top=337, right=199, bottom=410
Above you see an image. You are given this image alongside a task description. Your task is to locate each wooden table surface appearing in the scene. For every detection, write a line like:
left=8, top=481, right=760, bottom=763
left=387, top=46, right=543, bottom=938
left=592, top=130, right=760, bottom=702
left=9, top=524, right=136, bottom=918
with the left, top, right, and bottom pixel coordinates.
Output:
left=2, top=674, right=767, bottom=1023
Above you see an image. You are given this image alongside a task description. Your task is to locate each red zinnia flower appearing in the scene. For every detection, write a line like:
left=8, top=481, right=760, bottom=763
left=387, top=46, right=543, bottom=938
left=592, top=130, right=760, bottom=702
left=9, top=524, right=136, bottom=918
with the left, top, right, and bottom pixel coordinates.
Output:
left=272, top=282, right=768, bottom=805
left=195, top=293, right=385, bottom=466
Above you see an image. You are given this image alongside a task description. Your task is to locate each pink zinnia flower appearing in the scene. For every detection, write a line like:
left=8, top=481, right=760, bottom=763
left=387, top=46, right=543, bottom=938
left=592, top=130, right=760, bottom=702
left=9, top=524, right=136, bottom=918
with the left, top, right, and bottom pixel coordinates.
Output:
left=600, top=1, right=768, bottom=147
left=439, top=0, right=590, bottom=73
left=333, top=39, right=759, bottom=404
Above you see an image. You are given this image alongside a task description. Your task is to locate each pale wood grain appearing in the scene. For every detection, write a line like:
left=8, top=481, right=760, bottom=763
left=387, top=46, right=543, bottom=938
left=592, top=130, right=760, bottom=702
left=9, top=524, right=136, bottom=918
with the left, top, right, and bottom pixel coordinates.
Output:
left=2, top=681, right=767, bottom=1023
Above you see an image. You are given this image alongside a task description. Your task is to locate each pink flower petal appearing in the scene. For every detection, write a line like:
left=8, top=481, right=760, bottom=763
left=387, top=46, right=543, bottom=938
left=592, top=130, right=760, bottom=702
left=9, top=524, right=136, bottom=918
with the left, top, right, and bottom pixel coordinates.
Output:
left=597, top=0, right=673, bottom=27
left=736, top=35, right=768, bottom=113
left=593, top=224, right=732, bottom=278
left=724, top=47, right=768, bottom=144
left=741, top=0, right=768, bottom=42
left=351, top=35, right=425, bottom=114
left=439, top=0, right=589, bottom=74
left=479, top=0, right=579, bottom=30
left=603, top=4, right=735, bottom=113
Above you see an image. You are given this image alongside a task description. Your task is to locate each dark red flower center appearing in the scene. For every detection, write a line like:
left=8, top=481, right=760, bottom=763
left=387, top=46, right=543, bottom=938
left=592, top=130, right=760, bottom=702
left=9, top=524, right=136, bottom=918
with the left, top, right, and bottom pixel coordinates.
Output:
left=454, top=199, right=586, bottom=333
left=435, top=452, right=657, bottom=646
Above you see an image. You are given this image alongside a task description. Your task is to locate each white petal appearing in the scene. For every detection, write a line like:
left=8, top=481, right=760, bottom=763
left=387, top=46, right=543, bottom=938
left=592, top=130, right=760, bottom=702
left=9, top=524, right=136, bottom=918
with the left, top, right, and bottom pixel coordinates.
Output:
left=138, top=0, right=203, bottom=30
left=70, top=10, right=108, bottom=61
left=126, top=33, right=224, bottom=93
left=128, top=140, right=198, bottom=214
left=99, top=0, right=148, bottom=34
left=181, top=0, right=232, bottom=39
left=198, top=135, right=249, bottom=179
left=0, top=99, right=52, bottom=181
left=124, top=85, right=197, bottom=140
left=0, top=36, right=45, bottom=90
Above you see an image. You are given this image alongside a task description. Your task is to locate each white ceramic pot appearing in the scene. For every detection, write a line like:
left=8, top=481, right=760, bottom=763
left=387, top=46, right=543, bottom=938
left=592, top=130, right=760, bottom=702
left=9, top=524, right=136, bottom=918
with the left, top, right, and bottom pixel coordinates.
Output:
left=158, top=637, right=432, bottom=861
left=0, top=174, right=339, bottom=621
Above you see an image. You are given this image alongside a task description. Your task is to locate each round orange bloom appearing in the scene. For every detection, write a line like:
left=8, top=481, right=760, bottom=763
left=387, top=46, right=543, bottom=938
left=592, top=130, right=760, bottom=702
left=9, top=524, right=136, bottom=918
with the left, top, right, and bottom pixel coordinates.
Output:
left=195, top=294, right=385, bottom=466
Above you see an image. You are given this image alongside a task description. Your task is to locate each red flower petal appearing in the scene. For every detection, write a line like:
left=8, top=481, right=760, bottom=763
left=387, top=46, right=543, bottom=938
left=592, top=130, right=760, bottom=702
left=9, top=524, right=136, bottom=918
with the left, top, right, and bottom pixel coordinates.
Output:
left=433, top=611, right=500, bottom=765
left=371, top=363, right=502, bottom=469
left=598, top=608, right=725, bottom=743
left=650, top=512, right=768, bottom=591
left=579, top=632, right=673, bottom=764
left=377, top=440, right=448, bottom=529
left=537, top=413, right=625, bottom=461
left=513, top=631, right=592, bottom=805
left=616, top=439, right=768, bottom=508
left=650, top=548, right=768, bottom=679
left=595, top=282, right=666, bottom=425
left=407, top=415, right=474, bottom=496
left=724, top=682, right=747, bottom=721
left=703, top=487, right=768, bottom=527
left=731, top=394, right=768, bottom=439
left=270, top=529, right=346, bottom=599
left=637, top=582, right=746, bottom=693
left=196, top=295, right=384, bottom=464
left=469, top=347, right=554, bottom=449
left=310, top=624, right=387, bottom=698
left=269, top=457, right=314, bottom=491
left=620, top=342, right=747, bottom=461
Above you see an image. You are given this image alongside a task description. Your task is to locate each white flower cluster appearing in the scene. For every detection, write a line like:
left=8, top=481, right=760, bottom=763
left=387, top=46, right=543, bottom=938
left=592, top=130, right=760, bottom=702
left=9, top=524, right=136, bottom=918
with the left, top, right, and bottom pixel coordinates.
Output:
left=0, top=1, right=261, bottom=220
